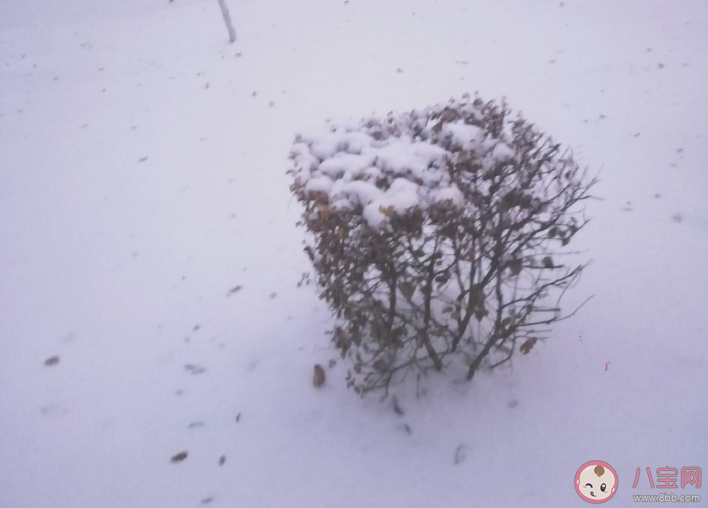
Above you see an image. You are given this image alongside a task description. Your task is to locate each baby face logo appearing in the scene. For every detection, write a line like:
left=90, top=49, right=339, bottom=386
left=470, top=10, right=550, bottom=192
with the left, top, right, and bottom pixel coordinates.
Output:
left=575, top=461, right=618, bottom=503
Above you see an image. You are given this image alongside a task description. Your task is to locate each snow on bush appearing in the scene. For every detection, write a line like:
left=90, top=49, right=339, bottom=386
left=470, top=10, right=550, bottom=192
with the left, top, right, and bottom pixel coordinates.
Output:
left=289, top=95, right=596, bottom=397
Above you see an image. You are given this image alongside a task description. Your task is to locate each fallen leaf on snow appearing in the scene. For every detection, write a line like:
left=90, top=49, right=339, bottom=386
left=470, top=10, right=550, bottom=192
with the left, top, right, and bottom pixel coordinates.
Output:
left=44, top=356, right=60, bottom=366
left=313, top=364, right=326, bottom=387
left=227, top=285, right=243, bottom=296
left=454, top=444, right=469, bottom=465
left=171, top=451, right=188, bottom=463
left=184, top=364, right=206, bottom=374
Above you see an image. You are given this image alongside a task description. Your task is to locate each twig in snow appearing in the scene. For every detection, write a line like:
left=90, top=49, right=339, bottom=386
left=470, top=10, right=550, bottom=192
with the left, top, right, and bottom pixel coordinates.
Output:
left=217, top=0, right=237, bottom=43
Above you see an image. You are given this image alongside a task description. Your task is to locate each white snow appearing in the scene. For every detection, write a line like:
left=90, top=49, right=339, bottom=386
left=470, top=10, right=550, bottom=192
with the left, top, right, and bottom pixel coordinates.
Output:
left=297, top=118, right=469, bottom=226
left=490, top=141, right=515, bottom=162
left=369, top=139, right=448, bottom=182
left=306, top=131, right=375, bottom=160
left=1, top=0, right=707, bottom=507
left=304, top=176, right=334, bottom=194
left=442, top=121, right=483, bottom=149
left=318, top=153, right=374, bottom=178
left=331, top=180, right=383, bottom=207
left=363, top=178, right=421, bottom=227
left=431, top=185, right=465, bottom=206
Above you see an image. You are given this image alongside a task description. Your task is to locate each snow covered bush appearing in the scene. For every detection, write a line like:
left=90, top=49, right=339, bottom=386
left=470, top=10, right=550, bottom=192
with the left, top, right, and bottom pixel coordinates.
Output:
left=289, top=95, right=595, bottom=397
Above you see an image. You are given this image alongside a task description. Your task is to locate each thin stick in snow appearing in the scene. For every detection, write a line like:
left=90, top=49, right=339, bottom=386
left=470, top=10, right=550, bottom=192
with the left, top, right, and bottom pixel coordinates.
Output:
left=217, top=0, right=237, bottom=43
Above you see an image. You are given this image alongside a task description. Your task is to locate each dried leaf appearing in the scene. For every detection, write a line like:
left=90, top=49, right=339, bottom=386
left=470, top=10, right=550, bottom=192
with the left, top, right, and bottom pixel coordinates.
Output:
left=435, top=273, right=449, bottom=287
left=468, top=284, right=484, bottom=306
left=171, top=451, right=188, bottom=463
left=184, top=364, right=206, bottom=374
left=378, top=204, right=394, bottom=216
left=519, top=338, right=537, bottom=355
left=392, top=395, right=404, bottom=416
left=454, top=444, right=469, bottom=465
left=227, top=285, right=243, bottom=296
left=399, top=281, right=416, bottom=300
left=508, top=258, right=523, bottom=276
left=500, top=191, right=517, bottom=211
left=313, top=364, right=326, bottom=387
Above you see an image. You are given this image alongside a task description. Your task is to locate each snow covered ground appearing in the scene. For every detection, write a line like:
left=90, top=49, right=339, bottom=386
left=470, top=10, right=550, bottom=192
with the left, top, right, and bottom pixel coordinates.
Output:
left=1, top=0, right=706, bottom=506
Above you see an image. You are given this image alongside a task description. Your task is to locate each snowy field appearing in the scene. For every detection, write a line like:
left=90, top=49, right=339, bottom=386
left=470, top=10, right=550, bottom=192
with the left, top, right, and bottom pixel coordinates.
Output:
left=1, top=0, right=707, bottom=506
